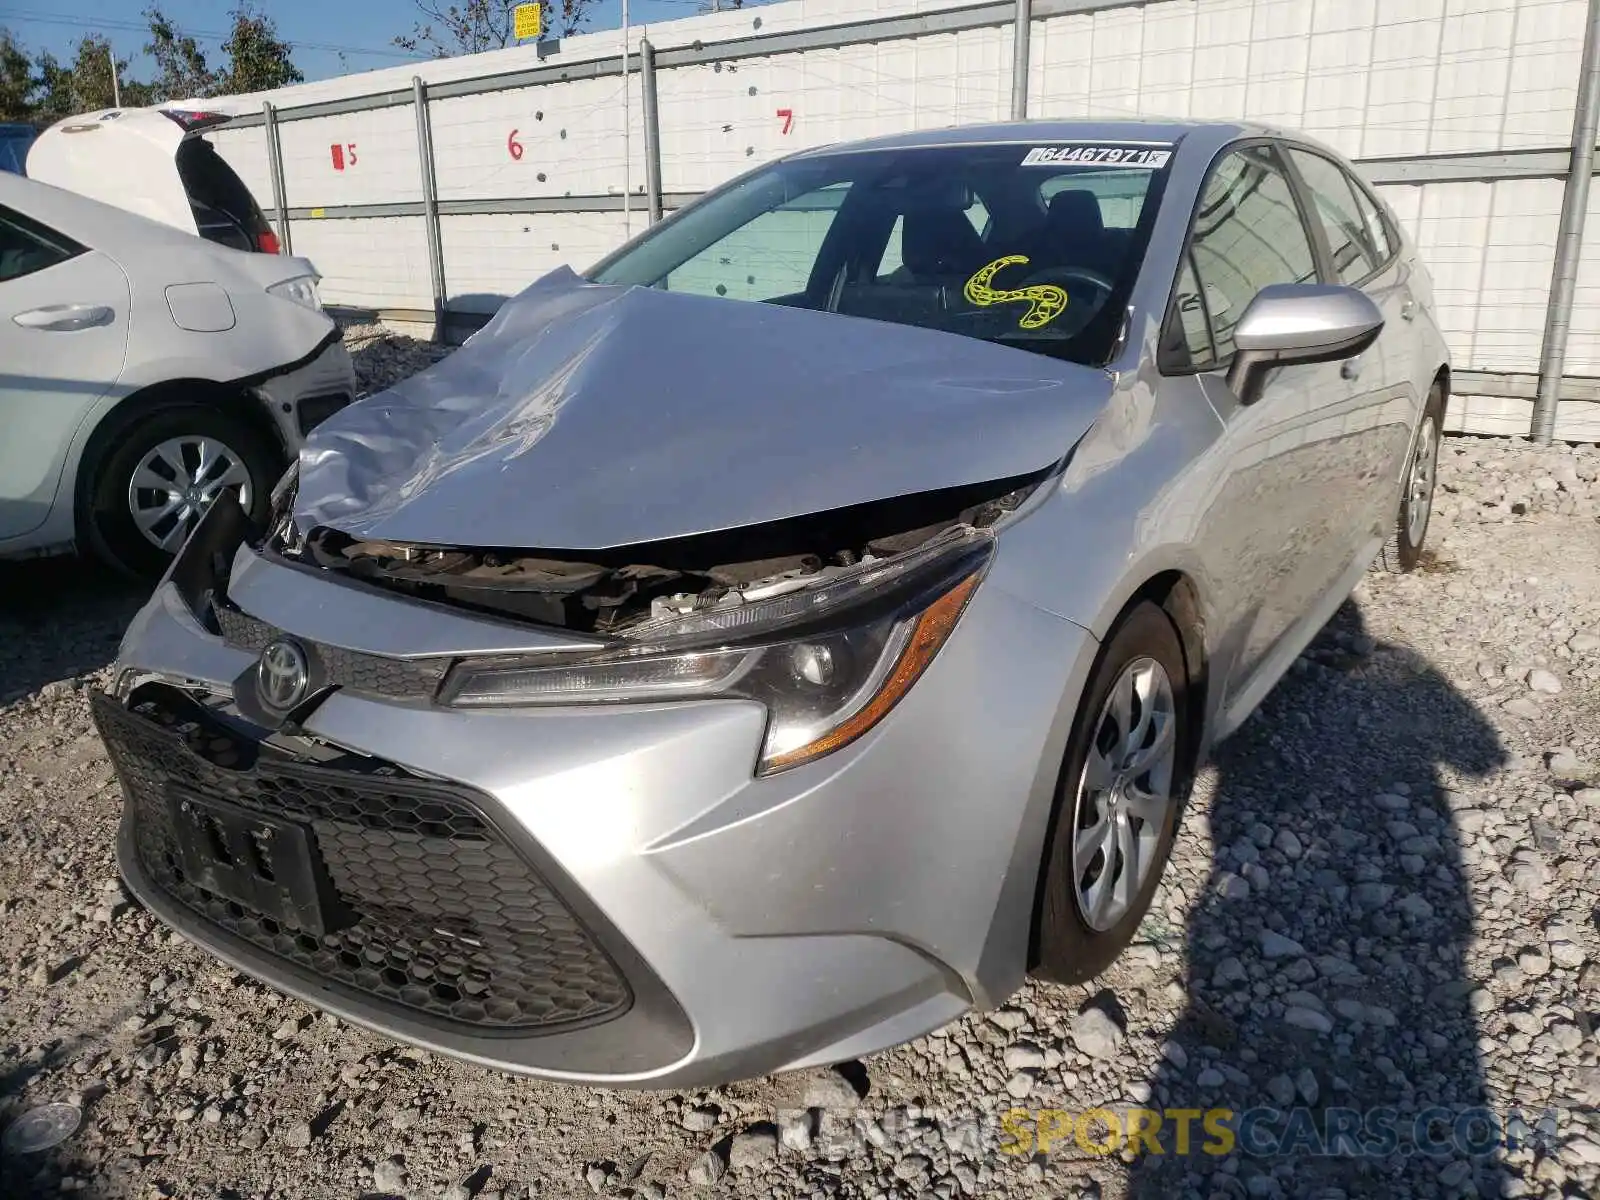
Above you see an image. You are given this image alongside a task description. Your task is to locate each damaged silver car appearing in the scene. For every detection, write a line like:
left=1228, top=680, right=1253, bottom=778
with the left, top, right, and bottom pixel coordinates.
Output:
left=96, top=120, right=1450, bottom=1087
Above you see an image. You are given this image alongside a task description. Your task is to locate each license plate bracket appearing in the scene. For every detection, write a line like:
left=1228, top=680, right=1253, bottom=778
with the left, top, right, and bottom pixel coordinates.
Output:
left=169, top=792, right=335, bottom=937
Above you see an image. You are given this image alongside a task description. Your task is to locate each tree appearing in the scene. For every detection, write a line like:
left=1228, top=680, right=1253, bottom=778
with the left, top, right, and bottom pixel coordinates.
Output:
left=145, top=6, right=219, bottom=101
left=395, top=0, right=597, bottom=58
left=32, top=36, right=147, bottom=115
left=30, top=52, right=73, bottom=121
left=220, top=6, right=303, bottom=94
left=145, top=6, right=302, bottom=102
left=0, top=29, right=33, bottom=121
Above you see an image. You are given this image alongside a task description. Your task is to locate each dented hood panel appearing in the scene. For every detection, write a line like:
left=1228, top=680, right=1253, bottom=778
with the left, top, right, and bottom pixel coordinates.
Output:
left=295, top=269, right=1114, bottom=550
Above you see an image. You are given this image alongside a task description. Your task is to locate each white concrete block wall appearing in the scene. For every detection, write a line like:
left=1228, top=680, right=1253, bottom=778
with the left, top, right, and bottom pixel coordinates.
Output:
left=439, top=212, right=630, bottom=309
left=208, top=0, right=1600, bottom=416
left=1503, top=0, right=1587, bottom=150
left=278, top=106, right=423, bottom=208
left=1475, top=179, right=1565, bottom=371
left=1302, top=0, right=1375, bottom=156
left=289, top=217, right=433, bottom=309
left=432, top=77, right=646, bottom=202
left=1563, top=190, right=1600, bottom=374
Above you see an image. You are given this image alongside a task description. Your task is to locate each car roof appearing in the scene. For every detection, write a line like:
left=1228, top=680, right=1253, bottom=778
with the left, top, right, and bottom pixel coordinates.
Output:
left=785, top=118, right=1278, bottom=160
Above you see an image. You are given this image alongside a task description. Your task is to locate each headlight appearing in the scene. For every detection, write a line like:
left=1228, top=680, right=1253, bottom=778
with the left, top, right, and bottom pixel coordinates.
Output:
left=267, top=275, right=323, bottom=311
left=440, top=527, right=993, bottom=774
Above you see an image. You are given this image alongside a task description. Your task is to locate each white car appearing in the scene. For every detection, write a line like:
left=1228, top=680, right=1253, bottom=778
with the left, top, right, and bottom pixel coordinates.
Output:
left=0, top=171, right=356, bottom=576
left=27, top=107, right=280, bottom=254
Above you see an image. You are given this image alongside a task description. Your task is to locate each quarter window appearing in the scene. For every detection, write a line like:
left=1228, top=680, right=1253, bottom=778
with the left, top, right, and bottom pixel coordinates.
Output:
left=1185, top=146, right=1318, bottom=365
left=1285, top=148, right=1380, bottom=285
left=1162, top=252, right=1215, bottom=371
left=1350, top=178, right=1395, bottom=265
left=0, top=206, right=82, bottom=283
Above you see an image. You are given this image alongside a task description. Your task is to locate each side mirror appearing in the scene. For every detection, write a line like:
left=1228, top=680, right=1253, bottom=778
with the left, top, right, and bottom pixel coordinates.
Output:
left=1225, top=283, right=1385, bottom=404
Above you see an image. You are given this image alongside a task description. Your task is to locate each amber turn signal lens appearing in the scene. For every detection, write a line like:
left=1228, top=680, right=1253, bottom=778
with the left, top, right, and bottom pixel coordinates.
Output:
left=761, top=569, right=983, bottom=773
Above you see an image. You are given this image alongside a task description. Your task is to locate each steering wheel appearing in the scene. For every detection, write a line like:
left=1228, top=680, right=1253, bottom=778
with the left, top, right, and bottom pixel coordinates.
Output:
left=1020, top=265, right=1116, bottom=305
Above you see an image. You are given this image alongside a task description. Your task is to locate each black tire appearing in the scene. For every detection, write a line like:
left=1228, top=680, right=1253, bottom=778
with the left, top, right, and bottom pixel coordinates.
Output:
left=80, top=401, right=282, bottom=579
left=1032, top=601, right=1192, bottom=985
left=1376, top=384, right=1445, bottom=574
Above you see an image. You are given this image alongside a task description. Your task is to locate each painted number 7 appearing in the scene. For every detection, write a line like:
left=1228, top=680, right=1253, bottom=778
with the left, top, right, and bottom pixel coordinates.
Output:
left=777, top=108, right=794, bottom=135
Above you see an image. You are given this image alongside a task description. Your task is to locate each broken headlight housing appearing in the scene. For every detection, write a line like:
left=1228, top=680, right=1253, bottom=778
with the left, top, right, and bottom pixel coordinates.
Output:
left=439, top=527, right=993, bottom=774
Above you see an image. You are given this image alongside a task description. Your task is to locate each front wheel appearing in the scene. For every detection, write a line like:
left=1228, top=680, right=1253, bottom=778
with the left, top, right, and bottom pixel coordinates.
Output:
left=1376, top=384, right=1444, bottom=574
left=81, top=402, right=281, bottom=579
left=1032, top=601, right=1191, bottom=985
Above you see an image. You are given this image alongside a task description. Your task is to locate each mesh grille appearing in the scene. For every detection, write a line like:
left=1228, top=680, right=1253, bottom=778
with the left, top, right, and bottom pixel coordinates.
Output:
left=213, top=605, right=450, bottom=699
left=94, top=690, right=631, bottom=1032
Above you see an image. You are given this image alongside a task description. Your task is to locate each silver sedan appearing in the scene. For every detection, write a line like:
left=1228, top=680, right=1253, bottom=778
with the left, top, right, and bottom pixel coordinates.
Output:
left=96, top=119, right=1449, bottom=1087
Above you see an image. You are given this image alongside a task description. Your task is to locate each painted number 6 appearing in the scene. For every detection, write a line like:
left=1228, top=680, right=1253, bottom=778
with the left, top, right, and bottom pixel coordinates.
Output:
left=508, top=129, right=523, bottom=160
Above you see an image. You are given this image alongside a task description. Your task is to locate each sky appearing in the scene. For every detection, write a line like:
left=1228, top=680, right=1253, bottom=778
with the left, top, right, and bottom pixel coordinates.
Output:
left=0, top=0, right=757, bottom=84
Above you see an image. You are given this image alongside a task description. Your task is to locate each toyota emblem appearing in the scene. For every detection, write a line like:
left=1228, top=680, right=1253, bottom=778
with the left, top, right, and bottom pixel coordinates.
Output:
left=257, top=639, right=310, bottom=712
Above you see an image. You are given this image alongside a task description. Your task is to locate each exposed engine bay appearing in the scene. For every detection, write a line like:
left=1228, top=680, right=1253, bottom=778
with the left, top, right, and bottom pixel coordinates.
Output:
left=271, top=472, right=1043, bottom=635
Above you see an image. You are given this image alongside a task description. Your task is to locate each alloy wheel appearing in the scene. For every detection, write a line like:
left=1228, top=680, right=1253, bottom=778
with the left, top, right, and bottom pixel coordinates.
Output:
left=1070, top=656, right=1178, bottom=932
left=126, top=435, right=253, bottom=552
left=1406, top=414, right=1439, bottom=547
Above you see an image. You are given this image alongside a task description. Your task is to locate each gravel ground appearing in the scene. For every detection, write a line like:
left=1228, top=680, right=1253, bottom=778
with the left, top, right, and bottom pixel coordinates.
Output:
left=2, top=335, right=1598, bottom=1199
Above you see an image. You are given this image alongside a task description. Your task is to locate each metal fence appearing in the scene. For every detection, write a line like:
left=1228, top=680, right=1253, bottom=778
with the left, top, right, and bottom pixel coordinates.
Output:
left=210, top=0, right=1600, bottom=443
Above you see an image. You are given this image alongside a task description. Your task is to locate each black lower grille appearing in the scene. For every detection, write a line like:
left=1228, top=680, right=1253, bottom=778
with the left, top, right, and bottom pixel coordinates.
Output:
left=93, top=690, right=631, bottom=1032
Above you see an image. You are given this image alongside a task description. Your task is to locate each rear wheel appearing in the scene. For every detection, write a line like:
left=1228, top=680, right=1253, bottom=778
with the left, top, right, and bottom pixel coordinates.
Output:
left=81, top=401, right=281, bottom=578
left=1377, top=384, right=1444, bottom=574
left=1032, top=602, right=1191, bottom=985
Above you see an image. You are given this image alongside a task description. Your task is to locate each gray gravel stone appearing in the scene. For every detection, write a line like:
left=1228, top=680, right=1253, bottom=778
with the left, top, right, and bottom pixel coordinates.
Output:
left=686, top=1149, right=726, bottom=1187
left=1070, top=1004, right=1125, bottom=1060
left=1260, top=930, right=1305, bottom=958
left=373, top=1158, right=408, bottom=1193
left=1528, top=668, right=1563, bottom=694
left=728, top=1124, right=777, bottom=1169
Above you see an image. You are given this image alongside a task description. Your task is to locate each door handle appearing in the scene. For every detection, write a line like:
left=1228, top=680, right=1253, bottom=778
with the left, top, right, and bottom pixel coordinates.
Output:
left=1400, top=299, right=1417, bottom=322
left=12, top=304, right=114, bottom=331
left=1341, top=355, right=1363, bottom=381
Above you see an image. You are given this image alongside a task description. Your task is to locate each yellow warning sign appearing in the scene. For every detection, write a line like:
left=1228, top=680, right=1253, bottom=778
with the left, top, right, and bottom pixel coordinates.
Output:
left=513, top=2, right=542, bottom=41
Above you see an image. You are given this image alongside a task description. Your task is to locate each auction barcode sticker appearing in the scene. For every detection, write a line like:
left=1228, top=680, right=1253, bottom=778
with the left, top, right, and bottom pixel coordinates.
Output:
left=1021, top=145, right=1173, bottom=168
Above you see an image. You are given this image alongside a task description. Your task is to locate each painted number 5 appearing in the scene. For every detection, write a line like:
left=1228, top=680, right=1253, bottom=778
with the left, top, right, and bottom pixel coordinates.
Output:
left=508, top=129, right=523, bottom=160
left=777, top=108, right=793, bottom=135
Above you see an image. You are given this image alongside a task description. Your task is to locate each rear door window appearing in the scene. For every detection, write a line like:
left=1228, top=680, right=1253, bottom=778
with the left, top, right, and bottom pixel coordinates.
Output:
left=176, top=137, right=273, bottom=253
left=1285, top=147, right=1381, bottom=285
left=0, top=206, right=84, bottom=282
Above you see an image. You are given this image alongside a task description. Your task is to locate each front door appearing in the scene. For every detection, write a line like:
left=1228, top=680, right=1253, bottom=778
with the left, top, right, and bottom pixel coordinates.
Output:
left=0, top=206, right=129, bottom=542
left=1164, top=145, right=1365, bottom=698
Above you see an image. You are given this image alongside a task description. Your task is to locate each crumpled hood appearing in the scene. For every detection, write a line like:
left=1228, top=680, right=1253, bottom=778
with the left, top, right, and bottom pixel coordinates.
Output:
left=295, top=268, right=1114, bottom=550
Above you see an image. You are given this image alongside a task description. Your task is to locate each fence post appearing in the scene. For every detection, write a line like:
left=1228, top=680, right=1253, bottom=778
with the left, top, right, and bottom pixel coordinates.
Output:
left=412, top=75, right=447, bottom=343
left=1533, top=0, right=1600, bottom=443
left=641, top=38, right=664, bottom=224
left=262, top=101, right=291, bottom=255
left=1010, top=0, right=1032, bottom=121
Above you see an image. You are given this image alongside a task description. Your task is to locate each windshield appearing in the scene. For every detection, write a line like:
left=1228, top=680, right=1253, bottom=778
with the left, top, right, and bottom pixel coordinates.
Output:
left=590, top=141, right=1173, bottom=366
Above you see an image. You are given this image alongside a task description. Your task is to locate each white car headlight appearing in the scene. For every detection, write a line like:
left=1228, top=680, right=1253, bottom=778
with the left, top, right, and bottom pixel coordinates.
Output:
left=439, top=527, right=993, bottom=774
left=268, top=275, right=323, bottom=311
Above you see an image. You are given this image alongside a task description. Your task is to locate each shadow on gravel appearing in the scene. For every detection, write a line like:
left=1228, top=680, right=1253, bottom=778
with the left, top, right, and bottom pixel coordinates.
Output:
left=0, top=557, right=145, bottom=704
left=1129, top=599, right=1510, bottom=1199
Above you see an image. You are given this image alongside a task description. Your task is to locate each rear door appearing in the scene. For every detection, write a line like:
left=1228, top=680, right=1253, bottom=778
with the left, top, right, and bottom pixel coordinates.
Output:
left=0, top=205, right=129, bottom=541
left=1281, top=145, right=1418, bottom=546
